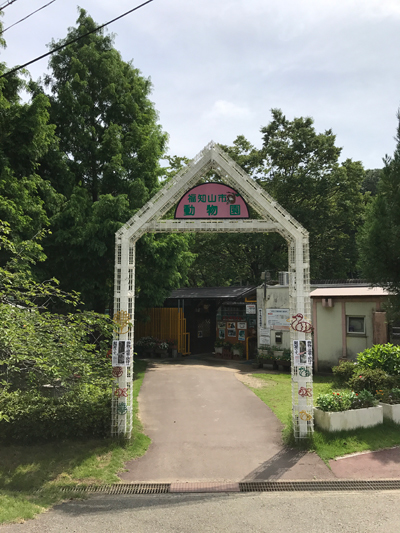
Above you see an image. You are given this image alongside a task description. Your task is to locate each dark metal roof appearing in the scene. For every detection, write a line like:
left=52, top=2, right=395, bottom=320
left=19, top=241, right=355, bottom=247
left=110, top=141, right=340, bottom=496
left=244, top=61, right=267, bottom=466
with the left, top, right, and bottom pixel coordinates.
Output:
left=166, top=286, right=257, bottom=300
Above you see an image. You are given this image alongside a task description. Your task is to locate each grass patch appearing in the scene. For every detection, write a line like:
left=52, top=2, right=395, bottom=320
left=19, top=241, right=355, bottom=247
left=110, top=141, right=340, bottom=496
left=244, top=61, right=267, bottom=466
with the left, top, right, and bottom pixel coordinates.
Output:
left=250, top=371, right=400, bottom=463
left=0, top=360, right=150, bottom=525
left=250, top=372, right=333, bottom=425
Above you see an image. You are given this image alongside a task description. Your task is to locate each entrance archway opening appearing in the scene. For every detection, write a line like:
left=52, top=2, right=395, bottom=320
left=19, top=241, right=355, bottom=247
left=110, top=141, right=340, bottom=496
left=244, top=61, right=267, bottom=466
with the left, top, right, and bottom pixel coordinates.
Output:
left=112, top=142, right=313, bottom=439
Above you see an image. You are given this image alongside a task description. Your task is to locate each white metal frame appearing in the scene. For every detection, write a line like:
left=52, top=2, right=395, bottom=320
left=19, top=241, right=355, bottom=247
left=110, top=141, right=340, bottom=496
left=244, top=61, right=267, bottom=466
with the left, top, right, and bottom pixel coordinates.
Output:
left=112, top=141, right=313, bottom=439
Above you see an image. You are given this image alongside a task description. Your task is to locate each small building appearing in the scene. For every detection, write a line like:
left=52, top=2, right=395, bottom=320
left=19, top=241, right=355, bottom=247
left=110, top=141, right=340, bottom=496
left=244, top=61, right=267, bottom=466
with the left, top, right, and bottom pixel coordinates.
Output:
left=133, top=286, right=258, bottom=356
left=311, top=285, right=389, bottom=371
left=256, top=281, right=390, bottom=372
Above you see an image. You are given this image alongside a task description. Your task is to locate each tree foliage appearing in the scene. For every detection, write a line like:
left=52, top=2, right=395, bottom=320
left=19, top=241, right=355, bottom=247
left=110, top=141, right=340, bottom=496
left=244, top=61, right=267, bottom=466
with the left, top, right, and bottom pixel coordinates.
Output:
left=36, top=9, right=192, bottom=311
left=189, top=110, right=365, bottom=284
left=0, top=221, right=113, bottom=438
left=0, top=30, right=62, bottom=244
left=358, top=112, right=400, bottom=313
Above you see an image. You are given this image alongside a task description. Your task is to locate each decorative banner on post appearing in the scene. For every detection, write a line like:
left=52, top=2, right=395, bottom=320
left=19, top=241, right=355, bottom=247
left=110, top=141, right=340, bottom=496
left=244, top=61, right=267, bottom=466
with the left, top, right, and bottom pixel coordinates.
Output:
left=112, top=340, right=132, bottom=367
left=113, top=310, right=131, bottom=334
left=293, top=340, right=313, bottom=367
left=175, top=183, right=249, bottom=219
left=117, top=403, right=128, bottom=415
left=290, top=313, right=313, bottom=333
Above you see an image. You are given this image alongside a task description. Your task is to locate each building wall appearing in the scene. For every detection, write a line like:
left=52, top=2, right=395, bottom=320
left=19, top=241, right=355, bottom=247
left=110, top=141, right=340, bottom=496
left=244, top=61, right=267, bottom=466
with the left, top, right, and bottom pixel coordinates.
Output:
left=256, top=285, right=291, bottom=350
left=314, top=298, right=385, bottom=371
left=257, top=283, right=387, bottom=372
left=314, top=302, right=342, bottom=370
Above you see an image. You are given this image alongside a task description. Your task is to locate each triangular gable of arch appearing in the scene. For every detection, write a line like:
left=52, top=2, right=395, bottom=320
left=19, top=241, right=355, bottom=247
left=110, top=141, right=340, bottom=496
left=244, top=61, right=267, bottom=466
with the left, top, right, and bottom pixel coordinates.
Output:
left=117, top=141, right=307, bottom=242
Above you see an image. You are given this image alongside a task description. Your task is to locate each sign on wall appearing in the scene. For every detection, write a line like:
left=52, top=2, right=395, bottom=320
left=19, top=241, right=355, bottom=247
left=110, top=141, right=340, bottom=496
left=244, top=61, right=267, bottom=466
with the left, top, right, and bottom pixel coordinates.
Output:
left=246, top=304, right=256, bottom=315
left=175, top=183, right=249, bottom=219
left=266, top=308, right=290, bottom=328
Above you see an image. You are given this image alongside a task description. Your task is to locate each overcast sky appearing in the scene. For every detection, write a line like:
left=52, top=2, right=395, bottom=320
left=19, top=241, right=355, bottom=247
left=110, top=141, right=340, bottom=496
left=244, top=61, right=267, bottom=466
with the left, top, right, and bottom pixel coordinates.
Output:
left=1, top=0, right=400, bottom=169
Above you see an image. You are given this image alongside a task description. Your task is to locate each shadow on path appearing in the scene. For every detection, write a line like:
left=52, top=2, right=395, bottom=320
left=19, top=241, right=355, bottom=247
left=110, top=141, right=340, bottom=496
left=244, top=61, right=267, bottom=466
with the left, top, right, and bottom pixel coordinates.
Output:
left=242, top=448, right=308, bottom=481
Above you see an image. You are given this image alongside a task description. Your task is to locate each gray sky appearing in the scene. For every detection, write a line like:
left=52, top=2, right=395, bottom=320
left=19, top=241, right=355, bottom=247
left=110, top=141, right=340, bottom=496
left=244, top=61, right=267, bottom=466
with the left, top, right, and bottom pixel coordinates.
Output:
left=1, top=0, right=400, bottom=169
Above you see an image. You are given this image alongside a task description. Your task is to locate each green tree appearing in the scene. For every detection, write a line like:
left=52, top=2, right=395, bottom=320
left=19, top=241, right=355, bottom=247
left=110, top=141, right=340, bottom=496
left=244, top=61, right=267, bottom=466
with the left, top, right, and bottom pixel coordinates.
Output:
left=258, top=109, right=365, bottom=279
left=362, top=169, right=383, bottom=196
left=188, top=111, right=366, bottom=285
left=0, top=23, right=62, bottom=245
left=39, top=9, right=192, bottom=311
left=358, top=112, right=400, bottom=309
left=0, top=220, right=113, bottom=437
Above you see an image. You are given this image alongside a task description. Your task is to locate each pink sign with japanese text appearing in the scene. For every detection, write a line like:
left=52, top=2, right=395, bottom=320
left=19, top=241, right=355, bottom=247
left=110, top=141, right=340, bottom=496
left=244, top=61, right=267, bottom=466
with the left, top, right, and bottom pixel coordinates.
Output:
left=174, top=183, right=249, bottom=219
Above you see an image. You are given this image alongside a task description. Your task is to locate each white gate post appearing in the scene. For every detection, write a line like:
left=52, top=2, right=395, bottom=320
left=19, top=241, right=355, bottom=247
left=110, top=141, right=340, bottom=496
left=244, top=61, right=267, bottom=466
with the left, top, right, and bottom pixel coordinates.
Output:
left=289, top=235, right=313, bottom=438
left=111, top=236, right=134, bottom=438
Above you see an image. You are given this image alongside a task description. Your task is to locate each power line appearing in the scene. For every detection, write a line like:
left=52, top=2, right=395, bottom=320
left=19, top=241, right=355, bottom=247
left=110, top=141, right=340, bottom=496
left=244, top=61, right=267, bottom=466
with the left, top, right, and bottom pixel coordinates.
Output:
left=1, top=0, right=56, bottom=35
left=0, top=0, right=154, bottom=79
left=0, top=0, right=18, bottom=10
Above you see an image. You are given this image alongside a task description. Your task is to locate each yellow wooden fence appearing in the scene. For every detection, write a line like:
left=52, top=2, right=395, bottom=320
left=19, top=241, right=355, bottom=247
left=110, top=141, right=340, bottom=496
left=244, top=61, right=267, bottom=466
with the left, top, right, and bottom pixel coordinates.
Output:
left=135, top=308, right=190, bottom=355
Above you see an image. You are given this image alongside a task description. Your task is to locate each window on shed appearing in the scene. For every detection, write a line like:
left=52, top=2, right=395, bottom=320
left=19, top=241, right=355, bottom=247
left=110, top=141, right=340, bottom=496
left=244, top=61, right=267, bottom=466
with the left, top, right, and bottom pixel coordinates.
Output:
left=347, top=316, right=365, bottom=334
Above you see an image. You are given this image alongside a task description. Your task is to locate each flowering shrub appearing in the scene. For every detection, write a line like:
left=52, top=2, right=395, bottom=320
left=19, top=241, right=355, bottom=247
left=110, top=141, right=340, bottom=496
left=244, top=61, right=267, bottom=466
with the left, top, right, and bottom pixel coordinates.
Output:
left=376, top=388, right=400, bottom=405
left=274, top=348, right=291, bottom=361
left=351, top=389, right=378, bottom=409
left=347, top=368, right=396, bottom=394
left=316, top=391, right=355, bottom=412
left=157, top=341, right=169, bottom=350
left=257, top=349, right=273, bottom=360
left=135, top=336, right=157, bottom=348
left=316, top=389, right=378, bottom=412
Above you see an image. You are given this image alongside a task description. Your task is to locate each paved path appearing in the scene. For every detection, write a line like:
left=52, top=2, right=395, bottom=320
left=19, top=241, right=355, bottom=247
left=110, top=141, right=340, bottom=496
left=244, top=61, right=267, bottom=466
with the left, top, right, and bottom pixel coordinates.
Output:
left=330, top=447, right=400, bottom=479
left=120, top=361, right=333, bottom=482
left=3, top=491, right=400, bottom=532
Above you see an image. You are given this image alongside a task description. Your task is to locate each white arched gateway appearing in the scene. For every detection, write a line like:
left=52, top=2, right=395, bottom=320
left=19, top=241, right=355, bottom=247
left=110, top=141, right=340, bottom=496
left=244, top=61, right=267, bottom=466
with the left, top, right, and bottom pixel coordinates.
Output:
left=112, top=142, right=313, bottom=439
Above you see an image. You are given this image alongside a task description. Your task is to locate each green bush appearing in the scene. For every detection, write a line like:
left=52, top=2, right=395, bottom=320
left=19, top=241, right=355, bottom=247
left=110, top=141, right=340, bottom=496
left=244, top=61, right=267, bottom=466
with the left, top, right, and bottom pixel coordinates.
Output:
left=357, top=344, right=400, bottom=375
left=347, top=367, right=397, bottom=394
left=0, top=386, right=111, bottom=443
left=332, top=360, right=358, bottom=385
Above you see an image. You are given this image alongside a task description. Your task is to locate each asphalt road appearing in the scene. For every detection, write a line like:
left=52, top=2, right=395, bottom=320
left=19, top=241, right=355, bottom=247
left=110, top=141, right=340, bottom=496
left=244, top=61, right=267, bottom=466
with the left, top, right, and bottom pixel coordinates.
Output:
left=120, top=361, right=332, bottom=482
left=3, top=491, right=400, bottom=532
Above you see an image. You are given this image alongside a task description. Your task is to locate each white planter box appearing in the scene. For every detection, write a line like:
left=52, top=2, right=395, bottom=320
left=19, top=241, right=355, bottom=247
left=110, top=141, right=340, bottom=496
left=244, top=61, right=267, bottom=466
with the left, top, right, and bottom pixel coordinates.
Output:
left=214, top=346, right=223, bottom=354
left=313, top=405, right=383, bottom=432
left=381, top=402, right=400, bottom=424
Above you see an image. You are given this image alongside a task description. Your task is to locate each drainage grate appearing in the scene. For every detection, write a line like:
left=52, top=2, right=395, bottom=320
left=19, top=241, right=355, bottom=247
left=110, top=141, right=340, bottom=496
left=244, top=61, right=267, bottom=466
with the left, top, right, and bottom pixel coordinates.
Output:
left=239, top=480, right=400, bottom=492
left=60, top=483, right=170, bottom=494
left=54, top=480, right=400, bottom=495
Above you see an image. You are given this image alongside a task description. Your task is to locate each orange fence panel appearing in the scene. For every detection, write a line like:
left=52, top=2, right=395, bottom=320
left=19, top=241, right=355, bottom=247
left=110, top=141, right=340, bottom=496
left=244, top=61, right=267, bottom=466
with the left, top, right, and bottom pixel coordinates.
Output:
left=135, top=308, right=191, bottom=355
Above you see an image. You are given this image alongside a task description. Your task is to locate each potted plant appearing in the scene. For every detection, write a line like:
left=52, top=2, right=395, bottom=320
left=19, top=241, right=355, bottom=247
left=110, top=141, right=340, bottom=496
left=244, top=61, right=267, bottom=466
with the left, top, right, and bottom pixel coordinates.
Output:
left=167, top=339, right=178, bottom=358
left=376, top=388, right=400, bottom=424
left=223, top=341, right=232, bottom=359
left=314, top=389, right=382, bottom=432
left=257, top=346, right=277, bottom=369
left=232, top=342, right=244, bottom=359
left=135, top=336, right=157, bottom=357
left=274, top=347, right=291, bottom=370
left=154, top=340, right=169, bottom=358
left=214, top=339, right=224, bottom=355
